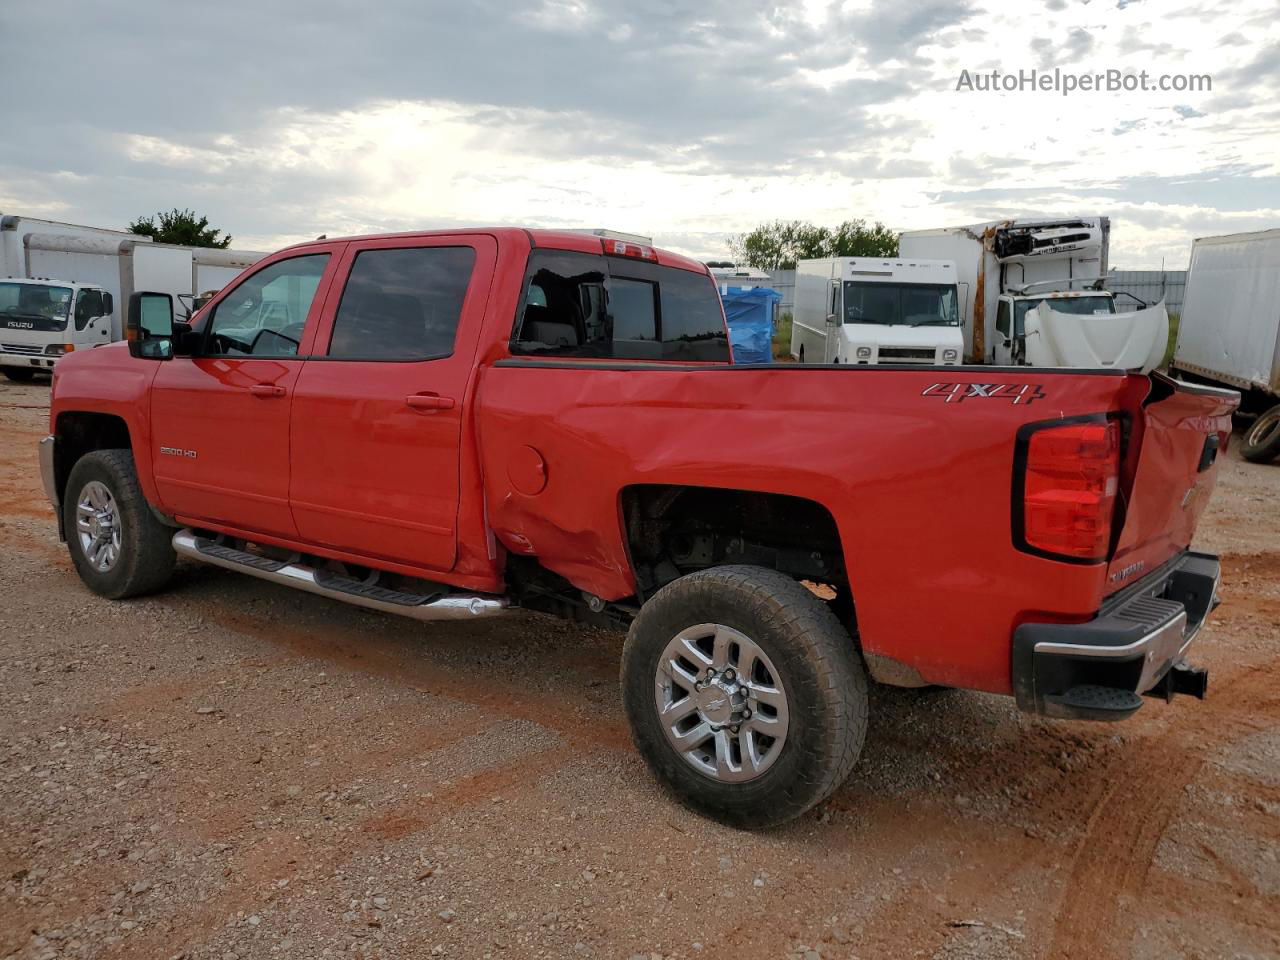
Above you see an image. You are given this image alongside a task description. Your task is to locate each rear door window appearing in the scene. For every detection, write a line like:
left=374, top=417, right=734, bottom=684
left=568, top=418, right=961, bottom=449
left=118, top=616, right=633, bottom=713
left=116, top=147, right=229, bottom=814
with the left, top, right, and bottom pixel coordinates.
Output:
left=512, top=252, right=728, bottom=362
left=328, top=247, right=476, bottom=360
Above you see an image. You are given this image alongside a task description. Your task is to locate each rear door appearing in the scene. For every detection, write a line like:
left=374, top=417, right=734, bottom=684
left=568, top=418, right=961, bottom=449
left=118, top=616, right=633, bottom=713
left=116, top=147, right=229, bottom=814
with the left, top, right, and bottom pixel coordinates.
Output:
left=287, top=235, right=496, bottom=571
left=1105, top=374, right=1238, bottom=593
left=149, top=248, right=341, bottom=537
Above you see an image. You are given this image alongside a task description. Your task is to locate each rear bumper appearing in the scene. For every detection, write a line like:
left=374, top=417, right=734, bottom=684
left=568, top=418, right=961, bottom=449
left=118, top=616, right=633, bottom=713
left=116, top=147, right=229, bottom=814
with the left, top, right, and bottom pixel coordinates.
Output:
left=1013, top=551, right=1220, bottom=720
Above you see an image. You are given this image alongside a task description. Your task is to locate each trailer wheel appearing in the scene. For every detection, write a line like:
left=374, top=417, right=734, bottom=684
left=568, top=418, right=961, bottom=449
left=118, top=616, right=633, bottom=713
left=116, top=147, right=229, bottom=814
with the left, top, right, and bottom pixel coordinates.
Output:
left=1241, top=404, right=1280, bottom=464
left=622, top=565, right=867, bottom=828
left=63, top=449, right=176, bottom=599
left=3, top=368, right=37, bottom=382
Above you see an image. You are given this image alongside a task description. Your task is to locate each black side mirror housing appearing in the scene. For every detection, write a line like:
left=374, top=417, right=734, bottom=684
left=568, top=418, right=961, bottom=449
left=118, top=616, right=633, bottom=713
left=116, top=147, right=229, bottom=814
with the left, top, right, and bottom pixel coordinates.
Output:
left=102, top=292, right=114, bottom=317
left=127, top=291, right=175, bottom=360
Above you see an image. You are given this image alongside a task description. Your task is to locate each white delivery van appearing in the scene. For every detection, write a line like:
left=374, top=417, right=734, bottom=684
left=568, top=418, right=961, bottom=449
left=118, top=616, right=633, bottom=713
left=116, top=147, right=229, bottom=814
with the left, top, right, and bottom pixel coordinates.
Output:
left=791, top=257, right=963, bottom=365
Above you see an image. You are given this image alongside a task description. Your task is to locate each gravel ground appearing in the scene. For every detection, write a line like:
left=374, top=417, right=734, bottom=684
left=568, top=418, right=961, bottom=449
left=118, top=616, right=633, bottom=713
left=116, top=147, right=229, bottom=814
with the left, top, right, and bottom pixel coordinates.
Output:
left=0, top=376, right=1277, bottom=960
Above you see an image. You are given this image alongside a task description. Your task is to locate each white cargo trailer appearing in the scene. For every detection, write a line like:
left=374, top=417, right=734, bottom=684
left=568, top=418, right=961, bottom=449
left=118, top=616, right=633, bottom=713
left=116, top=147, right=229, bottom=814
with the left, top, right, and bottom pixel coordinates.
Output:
left=0, top=213, right=263, bottom=375
left=1170, top=227, right=1280, bottom=463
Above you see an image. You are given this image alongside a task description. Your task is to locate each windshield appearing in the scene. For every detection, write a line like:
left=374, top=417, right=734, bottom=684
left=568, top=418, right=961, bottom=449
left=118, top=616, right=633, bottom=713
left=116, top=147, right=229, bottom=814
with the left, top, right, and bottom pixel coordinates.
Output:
left=1014, top=294, right=1115, bottom=331
left=842, top=281, right=959, bottom=327
left=0, top=282, right=73, bottom=328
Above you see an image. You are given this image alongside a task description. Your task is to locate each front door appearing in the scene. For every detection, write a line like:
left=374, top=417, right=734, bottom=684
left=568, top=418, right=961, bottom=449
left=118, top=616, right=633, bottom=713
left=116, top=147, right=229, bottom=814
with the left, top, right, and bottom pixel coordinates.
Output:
left=288, top=235, right=496, bottom=571
left=149, top=248, right=340, bottom=538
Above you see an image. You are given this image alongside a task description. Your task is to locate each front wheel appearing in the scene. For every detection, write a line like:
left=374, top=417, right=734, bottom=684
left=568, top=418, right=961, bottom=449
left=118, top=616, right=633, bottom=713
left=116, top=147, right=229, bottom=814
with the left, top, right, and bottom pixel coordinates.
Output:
left=3, top=367, right=37, bottom=382
left=63, top=449, right=176, bottom=599
left=622, top=565, right=868, bottom=828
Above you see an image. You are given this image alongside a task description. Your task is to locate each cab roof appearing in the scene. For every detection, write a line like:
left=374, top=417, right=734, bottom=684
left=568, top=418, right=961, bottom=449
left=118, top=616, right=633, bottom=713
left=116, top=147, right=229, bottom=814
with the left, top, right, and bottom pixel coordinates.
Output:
left=279, top=227, right=710, bottom=275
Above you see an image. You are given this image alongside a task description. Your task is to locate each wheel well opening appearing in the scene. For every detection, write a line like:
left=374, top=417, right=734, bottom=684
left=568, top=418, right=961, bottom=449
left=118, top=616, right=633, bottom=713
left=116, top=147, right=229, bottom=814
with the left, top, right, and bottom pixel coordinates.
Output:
left=54, top=413, right=132, bottom=502
left=621, top=485, right=853, bottom=623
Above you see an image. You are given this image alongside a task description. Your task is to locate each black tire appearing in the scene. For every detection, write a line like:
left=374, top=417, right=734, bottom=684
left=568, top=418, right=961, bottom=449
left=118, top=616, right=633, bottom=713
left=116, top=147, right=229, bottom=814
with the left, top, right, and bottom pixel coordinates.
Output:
left=3, top=367, right=37, bottom=382
left=1241, top=403, right=1280, bottom=464
left=622, top=565, right=868, bottom=829
left=63, top=449, right=176, bottom=599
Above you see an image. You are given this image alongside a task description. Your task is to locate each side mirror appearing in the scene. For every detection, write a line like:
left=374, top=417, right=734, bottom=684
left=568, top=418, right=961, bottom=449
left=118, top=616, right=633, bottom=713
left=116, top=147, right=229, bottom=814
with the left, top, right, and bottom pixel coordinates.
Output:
left=127, top=292, right=175, bottom=360
left=102, top=292, right=114, bottom=317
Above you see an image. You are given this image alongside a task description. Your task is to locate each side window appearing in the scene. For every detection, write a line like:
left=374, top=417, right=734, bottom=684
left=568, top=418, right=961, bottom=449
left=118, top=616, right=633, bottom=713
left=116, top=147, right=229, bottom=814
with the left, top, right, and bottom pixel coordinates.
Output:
left=74, top=289, right=103, bottom=330
left=328, top=246, right=476, bottom=360
left=512, top=252, right=729, bottom=362
left=207, top=254, right=329, bottom=357
left=996, top=299, right=1011, bottom=337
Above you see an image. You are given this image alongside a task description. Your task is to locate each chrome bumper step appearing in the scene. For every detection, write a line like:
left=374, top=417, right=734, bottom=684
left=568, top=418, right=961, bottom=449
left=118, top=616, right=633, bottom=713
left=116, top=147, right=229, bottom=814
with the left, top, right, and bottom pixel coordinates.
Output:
left=172, top=529, right=510, bottom=621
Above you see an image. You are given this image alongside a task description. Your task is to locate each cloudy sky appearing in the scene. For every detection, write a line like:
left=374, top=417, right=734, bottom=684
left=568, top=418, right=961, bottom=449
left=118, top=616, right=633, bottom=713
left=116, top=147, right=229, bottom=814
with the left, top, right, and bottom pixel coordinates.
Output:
left=2, top=0, right=1276, bottom=267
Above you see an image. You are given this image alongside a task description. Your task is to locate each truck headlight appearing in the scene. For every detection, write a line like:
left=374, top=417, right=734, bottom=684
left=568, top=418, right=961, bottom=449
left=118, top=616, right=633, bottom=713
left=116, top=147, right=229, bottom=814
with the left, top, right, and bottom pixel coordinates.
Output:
left=856, top=346, right=873, bottom=359
left=44, top=344, right=74, bottom=356
left=942, top=348, right=958, bottom=362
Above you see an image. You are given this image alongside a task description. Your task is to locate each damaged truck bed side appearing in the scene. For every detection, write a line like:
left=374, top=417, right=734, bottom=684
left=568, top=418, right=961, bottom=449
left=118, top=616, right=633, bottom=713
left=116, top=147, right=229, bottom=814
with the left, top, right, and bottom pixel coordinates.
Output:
left=40, top=228, right=1237, bottom=828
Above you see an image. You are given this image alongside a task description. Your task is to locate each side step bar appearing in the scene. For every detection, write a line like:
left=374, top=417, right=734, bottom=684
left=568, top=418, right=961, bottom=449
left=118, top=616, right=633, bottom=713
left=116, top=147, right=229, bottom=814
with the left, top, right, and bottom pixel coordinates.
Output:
left=172, top=530, right=510, bottom=621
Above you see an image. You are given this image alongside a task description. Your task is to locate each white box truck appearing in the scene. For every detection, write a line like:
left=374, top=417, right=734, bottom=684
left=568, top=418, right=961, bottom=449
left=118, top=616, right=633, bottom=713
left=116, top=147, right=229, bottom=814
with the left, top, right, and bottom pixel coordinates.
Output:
left=0, top=213, right=262, bottom=377
left=1170, top=227, right=1280, bottom=463
left=791, top=257, right=964, bottom=365
left=899, top=217, right=1168, bottom=371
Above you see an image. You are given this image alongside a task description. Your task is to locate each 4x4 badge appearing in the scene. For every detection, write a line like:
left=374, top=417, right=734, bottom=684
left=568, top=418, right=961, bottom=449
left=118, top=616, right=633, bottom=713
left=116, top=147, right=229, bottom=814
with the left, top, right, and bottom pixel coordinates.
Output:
left=922, top=382, right=1046, bottom=404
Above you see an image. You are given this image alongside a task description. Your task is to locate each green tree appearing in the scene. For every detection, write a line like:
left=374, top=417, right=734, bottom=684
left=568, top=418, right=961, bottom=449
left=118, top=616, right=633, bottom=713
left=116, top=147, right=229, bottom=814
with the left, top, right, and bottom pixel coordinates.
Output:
left=128, top=208, right=232, bottom=248
left=730, top=219, right=899, bottom=270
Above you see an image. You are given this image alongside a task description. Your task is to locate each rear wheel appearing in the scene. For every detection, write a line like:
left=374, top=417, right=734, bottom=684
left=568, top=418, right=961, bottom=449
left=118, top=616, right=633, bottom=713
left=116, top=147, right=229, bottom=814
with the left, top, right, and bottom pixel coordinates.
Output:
left=622, top=565, right=867, bottom=828
left=63, top=449, right=176, bottom=599
left=1241, top=404, right=1280, bottom=463
left=3, top=368, right=37, bottom=382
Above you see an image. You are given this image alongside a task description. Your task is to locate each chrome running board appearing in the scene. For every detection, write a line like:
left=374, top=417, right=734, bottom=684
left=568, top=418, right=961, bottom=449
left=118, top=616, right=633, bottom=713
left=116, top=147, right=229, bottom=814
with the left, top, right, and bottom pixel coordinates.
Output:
left=172, top=529, right=510, bottom=621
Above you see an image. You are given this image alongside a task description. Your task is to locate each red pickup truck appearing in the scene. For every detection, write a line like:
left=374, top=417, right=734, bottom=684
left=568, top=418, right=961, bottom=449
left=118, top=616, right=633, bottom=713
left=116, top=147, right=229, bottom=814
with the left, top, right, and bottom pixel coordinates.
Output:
left=40, top=228, right=1237, bottom=827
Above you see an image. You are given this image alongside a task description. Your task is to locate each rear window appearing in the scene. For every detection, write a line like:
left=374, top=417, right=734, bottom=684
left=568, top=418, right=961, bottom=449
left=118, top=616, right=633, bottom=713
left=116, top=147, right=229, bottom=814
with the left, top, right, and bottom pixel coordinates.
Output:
left=511, top=251, right=729, bottom=362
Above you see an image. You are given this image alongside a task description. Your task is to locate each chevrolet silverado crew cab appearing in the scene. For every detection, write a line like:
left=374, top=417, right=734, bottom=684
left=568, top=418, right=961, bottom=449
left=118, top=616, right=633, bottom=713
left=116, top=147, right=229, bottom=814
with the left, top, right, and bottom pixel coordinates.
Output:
left=40, top=228, right=1237, bottom=828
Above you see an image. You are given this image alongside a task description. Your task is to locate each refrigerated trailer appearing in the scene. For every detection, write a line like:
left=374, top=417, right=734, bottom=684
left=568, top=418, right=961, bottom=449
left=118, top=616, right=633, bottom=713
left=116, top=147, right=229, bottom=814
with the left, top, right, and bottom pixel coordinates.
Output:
left=1170, top=227, right=1280, bottom=463
left=900, top=217, right=1168, bottom=371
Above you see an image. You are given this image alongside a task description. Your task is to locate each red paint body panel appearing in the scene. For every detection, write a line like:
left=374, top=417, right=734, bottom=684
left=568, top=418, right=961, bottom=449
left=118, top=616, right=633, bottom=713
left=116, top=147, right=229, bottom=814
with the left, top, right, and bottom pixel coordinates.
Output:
left=287, top=234, right=500, bottom=571
left=1105, top=376, right=1236, bottom=590
left=476, top=364, right=1142, bottom=693
left=47, top=228, right=1238, bottom=699
left=48, top=342, right=163, bottom=504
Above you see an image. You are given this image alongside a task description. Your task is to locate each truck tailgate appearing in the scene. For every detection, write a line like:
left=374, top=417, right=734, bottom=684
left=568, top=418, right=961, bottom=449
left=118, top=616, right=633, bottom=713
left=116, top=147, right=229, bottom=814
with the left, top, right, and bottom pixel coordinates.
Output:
left=1107, top=373, right=1238, bottom=593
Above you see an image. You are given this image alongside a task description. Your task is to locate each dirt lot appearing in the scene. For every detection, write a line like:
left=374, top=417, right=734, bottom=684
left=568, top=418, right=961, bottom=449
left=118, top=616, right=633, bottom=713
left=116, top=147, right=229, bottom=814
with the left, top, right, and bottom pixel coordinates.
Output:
left=0, top=376, right=1277, bottom=960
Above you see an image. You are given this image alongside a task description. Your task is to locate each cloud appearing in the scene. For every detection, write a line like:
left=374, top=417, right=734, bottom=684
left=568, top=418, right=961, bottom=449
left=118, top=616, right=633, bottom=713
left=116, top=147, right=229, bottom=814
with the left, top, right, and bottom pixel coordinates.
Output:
left=0, top=0, right=1275, bottom=267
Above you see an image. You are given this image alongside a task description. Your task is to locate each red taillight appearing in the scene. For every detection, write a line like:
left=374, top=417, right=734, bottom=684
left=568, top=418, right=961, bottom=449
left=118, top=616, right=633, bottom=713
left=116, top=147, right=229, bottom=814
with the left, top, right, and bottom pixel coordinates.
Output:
left=1019, top=420, right=1120, bottom=562
left=600, top=238, right=658, bottom=261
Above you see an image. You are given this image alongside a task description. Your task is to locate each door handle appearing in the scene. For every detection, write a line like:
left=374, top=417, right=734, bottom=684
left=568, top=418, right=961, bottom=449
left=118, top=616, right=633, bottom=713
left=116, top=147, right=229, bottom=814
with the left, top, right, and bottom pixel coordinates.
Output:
left=405, top=393, right=455, bottom=411
left=250, top=383, right=287, bottom=398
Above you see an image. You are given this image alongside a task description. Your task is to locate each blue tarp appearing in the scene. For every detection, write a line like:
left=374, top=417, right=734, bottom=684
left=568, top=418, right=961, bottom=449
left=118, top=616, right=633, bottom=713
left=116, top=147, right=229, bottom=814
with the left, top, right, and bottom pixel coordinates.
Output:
left=720, top=286, right=781, bottom=364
